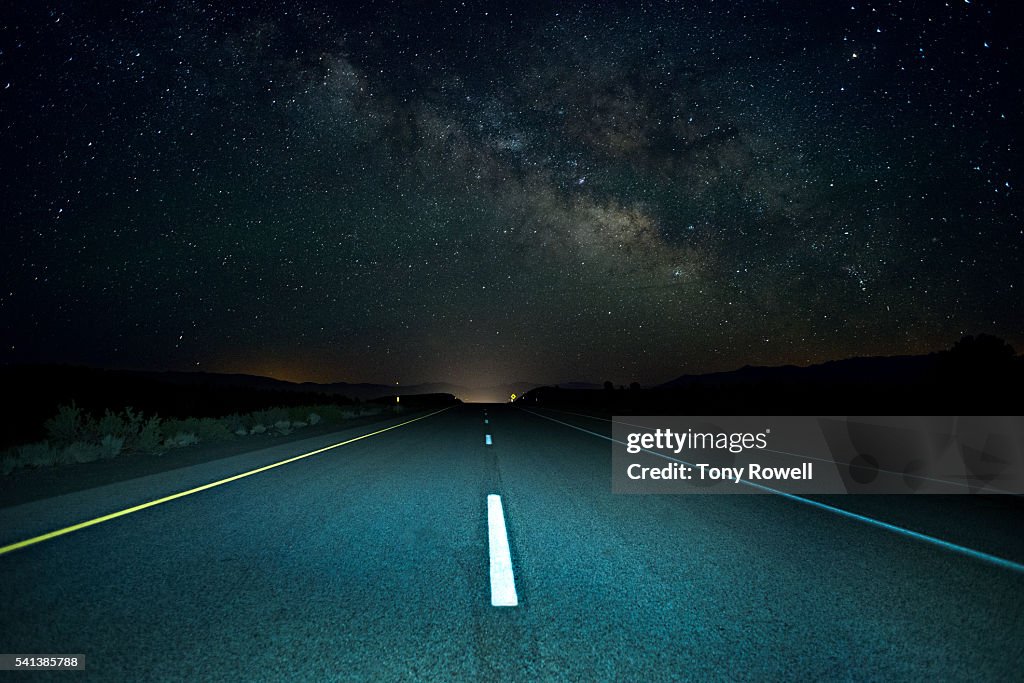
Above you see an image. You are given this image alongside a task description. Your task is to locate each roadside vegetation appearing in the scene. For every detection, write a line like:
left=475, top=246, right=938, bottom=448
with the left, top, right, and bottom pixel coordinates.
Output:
left=0, top=402, right=391, bottom=475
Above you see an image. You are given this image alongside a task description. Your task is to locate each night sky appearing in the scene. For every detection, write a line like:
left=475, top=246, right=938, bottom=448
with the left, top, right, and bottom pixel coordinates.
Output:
left=1, top=1, right=1021, bottom=387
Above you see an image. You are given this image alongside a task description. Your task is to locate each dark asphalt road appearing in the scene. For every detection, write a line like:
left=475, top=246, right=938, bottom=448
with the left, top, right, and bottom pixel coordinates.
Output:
left=1, top=405, right=1022, bottom=681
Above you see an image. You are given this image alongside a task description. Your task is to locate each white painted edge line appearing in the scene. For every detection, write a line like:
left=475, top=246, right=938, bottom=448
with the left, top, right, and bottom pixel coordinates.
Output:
left=485, top=434, right=493, bottom=445
left=487, top=494, right=519, bottom=607
left=520, top=408, right=1024, bottom=575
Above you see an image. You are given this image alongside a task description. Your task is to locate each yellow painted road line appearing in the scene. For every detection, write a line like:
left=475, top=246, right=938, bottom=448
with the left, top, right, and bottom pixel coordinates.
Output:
left=0, top=407, right=452, bottom=556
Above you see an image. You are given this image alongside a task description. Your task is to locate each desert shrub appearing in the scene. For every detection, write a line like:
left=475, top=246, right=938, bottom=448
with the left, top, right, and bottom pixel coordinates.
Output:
left=239, top=413, right=257, bottom=429
left=99, top=435, right=124, bottom=459
left=3, top=437, right=123, bottom=472
left=18, top=442, right=61, bottom=468
left=4, top=400, right=404, bottom=475
left=222, top=413, right=247, bottom=434
left=94, top=409, right=127, bottom=439
left=137, top=416, right=163, bottom=452
left=286, top=406, right=310, bottom=421
left=248, top=408, right=289, bottom=429
left=310, top=405, right=347, bottom=422
left=95, top=411, right=123, bottom=441
left=44, top=403, right=86, bottom=446
left=358, top=405, right=385, bottom=417
left=162, top=418, right=195, bottom=438
left=164, top=432, right=199, bottom=448
left=94, top=407, right=145, bottom=445
left=1, top=451, right=18, bottom=475
left=63, top=441, right=103, bottom=464
left=41, top=404, right=165, bottom=456
left=195, top=418, right=233, bottom=442
left=284, top=405, right=340, bottom=422
left=160, top=417, right=233, bottom=444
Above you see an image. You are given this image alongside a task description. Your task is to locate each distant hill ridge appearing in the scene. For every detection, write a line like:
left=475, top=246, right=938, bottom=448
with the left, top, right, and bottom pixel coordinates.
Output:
left=518, top=336, right=1023, bottom=414
left=657, top=353, right=939, bottom=389
left=2, top=365, right=538, bottom=403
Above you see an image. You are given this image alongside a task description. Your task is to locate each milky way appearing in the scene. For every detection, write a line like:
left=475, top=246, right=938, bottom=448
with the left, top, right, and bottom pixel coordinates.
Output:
left=1, top=2, right=1020, bottom=386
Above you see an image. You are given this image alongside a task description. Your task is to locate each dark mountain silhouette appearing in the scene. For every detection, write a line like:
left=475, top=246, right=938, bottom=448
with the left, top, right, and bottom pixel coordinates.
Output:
left=658, top=353, right=939, bottom=389
left=519, top=335, right=1024, bottom=415
left=102, top=371, right=535, bottom=403
left=554, top=381, right=604, bottom=391
left=3, top=335, right=1019, bottom=449
left=130, top=370, right=403, bottom=400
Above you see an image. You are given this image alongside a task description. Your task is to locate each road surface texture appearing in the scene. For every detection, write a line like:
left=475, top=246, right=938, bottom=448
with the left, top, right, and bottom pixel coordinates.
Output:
left=1, top=405, right=1022, bottom=681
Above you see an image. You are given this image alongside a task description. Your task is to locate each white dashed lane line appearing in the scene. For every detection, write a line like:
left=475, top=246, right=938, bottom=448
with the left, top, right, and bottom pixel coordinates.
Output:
left=487, top=494, right=518, bottom=607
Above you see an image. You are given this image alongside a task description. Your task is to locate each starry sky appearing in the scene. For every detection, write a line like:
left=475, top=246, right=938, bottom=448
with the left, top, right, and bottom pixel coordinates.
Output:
left=1, top=1, right=1021, bottom=387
